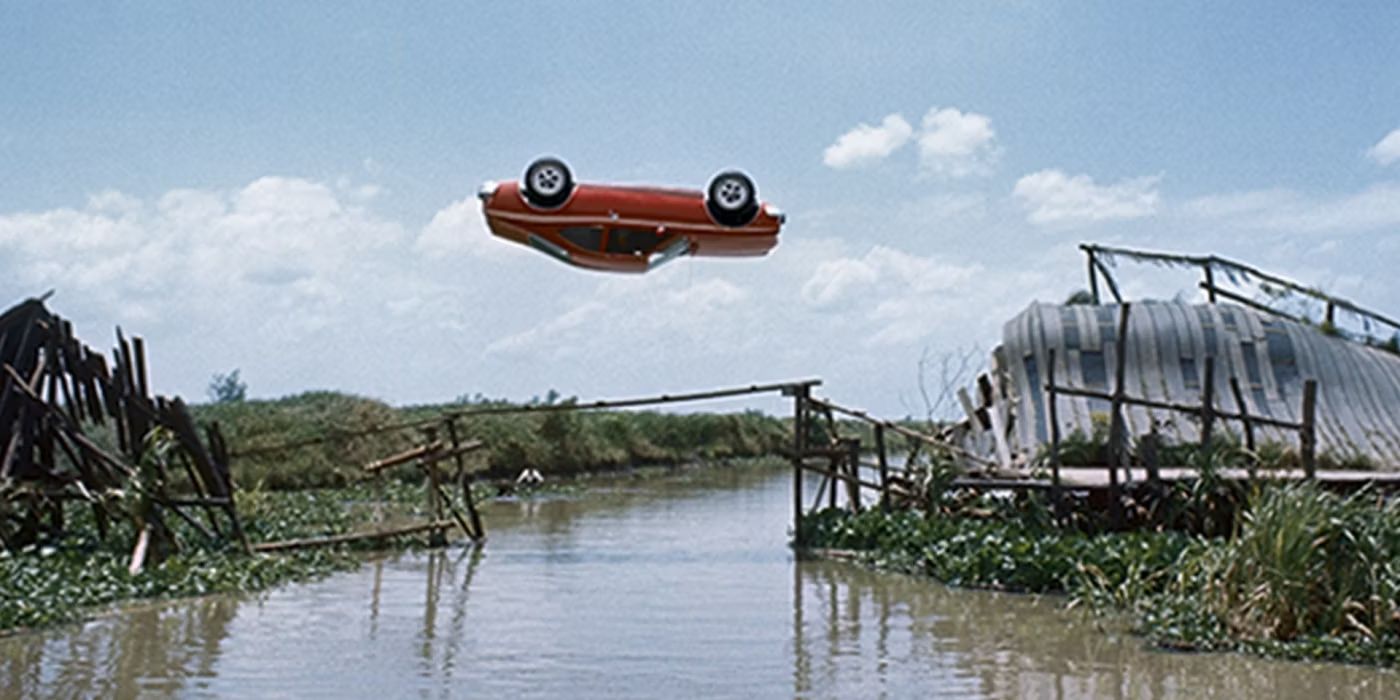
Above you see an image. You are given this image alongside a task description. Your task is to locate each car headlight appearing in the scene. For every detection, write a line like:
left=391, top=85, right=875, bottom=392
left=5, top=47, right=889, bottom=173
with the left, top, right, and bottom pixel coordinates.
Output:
left=477, top=181, right=499, bottom=202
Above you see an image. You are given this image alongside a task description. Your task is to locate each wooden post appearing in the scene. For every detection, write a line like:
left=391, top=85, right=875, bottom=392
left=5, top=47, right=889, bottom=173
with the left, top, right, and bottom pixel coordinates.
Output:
left=1199, top=357, right=1217, bottom=450
left=792, top=385, right=807, bottom=538
left=1142, top=428, right=1160, bottom=484
left=1325, top=302, right=1336, bottom=328
left=1228, top=376, right=1255, bottom=453
left=874, top=425, right=890, bottom=511
left=1046, top=348, right=1062, bottom=517
left=1203, top=265, right=1217, bottom=303
left=827, top=454, right=838, bottom=510
left=845, top=439, right=861, bottom=513
left=1301, top=379, right=1317, bottom=480
left=1106, top=303, right=1132, bottom=529
left=1087, top=250, right=1101, bottom=305
left=445, top=418, right=484, bottom=542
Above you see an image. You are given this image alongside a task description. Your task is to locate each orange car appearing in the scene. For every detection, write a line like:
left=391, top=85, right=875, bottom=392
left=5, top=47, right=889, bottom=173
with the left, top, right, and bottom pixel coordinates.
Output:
left=478, top=158, right=785, bottom=273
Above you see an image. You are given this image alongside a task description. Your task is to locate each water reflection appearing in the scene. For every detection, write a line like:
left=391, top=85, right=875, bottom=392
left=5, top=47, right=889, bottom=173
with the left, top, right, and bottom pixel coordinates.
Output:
left=2, top=466, right=1396, bottom=699
left=791, top=555, right=1398, bottom=699
left=1, top=594, right=238, bottom=698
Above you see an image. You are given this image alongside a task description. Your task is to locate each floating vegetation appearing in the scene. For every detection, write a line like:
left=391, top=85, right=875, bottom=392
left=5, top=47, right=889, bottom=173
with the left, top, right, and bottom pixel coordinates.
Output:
left=0, top=483, right=439, bottom=634
left=797, top=483, right=1400, bottom=667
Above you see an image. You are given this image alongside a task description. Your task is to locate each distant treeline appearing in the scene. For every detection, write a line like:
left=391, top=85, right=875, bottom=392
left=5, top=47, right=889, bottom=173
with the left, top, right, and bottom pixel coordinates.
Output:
left=192, top=391, right=794, bottom=491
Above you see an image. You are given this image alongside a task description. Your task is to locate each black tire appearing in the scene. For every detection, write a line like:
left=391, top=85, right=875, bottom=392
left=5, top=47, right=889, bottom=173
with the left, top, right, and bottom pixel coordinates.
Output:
left=522, top=157, right=574, bottom=208
left=706, top=170, right=759, bottom=227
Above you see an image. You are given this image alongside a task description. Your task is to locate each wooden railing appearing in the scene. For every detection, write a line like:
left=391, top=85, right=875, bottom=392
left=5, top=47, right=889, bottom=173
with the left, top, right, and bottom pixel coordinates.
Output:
left=1043, top=302, right=1319, bottom=527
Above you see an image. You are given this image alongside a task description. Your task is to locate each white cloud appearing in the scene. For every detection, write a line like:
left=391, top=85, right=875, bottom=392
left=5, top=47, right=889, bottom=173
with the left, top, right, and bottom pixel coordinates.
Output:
left=1367, top=128, right=1400, bottom=166
left=1013, top=169, right=1161, bottom=225
left=800, top=246, right=987, bottom=346
left=1180, top=182, right=1400, bottom=233
left=415, top=195, right=521, bottom=258
left=801, top=257, right=880, bottom=307
left=1179, top=188, right=1296, bottom=219
left=822, top=114, right=914, bottom=169
left=0, top=177, right=406, bottom=330
left=916, top=107, right=1000, bottom=178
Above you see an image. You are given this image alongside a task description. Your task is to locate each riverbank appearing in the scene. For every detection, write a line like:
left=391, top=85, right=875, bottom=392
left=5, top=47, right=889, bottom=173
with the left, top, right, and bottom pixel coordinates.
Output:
left=191, top=391, right=791, bottom=490
left=795, top=483, right=1400, bottom=667
left=1, top=457, right=784, bottom=635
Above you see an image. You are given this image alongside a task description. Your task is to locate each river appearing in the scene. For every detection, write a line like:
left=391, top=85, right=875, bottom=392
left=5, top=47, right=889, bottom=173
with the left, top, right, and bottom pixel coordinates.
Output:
left=2, top=463, right=1395, bottom=698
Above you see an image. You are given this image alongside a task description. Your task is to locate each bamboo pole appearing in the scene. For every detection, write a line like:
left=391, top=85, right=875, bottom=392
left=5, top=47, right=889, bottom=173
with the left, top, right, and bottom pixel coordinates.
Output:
left=234, top=379, right=824, bottom=458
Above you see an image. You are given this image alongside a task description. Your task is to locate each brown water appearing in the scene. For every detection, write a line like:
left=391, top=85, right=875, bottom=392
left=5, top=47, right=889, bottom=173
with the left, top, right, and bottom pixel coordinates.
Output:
left=2, top=465, right=1395, bottom=699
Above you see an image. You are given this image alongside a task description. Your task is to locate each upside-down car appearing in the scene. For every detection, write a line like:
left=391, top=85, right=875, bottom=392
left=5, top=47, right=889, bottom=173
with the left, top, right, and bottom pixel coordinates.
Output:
left=478, top=158, right=784, bottom=273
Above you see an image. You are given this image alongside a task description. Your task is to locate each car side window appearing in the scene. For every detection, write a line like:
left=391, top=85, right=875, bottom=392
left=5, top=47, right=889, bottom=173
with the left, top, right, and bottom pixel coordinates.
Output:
left=560, top=226, right=604, bottom=251
left=606, top=227, right=660, bottom=256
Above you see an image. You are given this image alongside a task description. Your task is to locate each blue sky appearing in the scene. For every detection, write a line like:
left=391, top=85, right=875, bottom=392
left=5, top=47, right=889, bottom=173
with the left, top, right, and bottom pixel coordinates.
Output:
left=3, top=2, right=1399, bottom=416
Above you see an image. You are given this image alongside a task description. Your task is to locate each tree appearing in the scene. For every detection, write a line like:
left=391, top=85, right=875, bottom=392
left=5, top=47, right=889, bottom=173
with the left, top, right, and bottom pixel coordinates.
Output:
left=207, top=369, right=247, bottom=403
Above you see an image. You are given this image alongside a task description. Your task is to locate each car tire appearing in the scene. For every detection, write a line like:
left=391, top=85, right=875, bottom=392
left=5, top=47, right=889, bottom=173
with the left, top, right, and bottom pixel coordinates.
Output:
left=522, top=157, right=574, bottom=208
left=706, top=170, right=759, bottom=227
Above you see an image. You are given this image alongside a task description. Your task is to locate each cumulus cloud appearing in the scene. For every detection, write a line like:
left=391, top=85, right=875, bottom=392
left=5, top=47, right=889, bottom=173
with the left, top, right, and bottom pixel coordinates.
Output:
left=800, top=246, right=986, bottom=345
left=822, top=114, right=914, bottom=169
left=1367, top=128, right=1400, bottom=166
left=485, top=276, right=753, bottom=358
left=916, top=107, right=1000, bottom=177
left=0, top=177, right=406, bottom=329
left=415, top=195, right=521, bottom=258
left=1013, top=169, right=1161, bottom=226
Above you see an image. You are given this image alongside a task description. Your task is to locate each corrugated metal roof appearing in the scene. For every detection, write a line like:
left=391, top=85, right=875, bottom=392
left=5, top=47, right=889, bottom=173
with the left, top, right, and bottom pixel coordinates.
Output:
left=983, top=301, right=1400, bottom=465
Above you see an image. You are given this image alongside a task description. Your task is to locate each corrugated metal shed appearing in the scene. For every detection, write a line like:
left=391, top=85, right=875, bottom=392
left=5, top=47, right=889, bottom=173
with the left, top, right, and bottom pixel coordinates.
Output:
left=983, top=301, right=1400, bottom=465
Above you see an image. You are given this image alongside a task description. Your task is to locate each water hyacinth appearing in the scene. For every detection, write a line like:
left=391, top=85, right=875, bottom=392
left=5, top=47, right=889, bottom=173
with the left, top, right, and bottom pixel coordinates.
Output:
left=796, top=484, right=1400, bottom=667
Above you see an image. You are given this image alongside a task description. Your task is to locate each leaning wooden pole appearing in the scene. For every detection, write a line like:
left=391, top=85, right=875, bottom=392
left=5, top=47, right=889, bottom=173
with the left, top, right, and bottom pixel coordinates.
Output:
left=874, top=425, right=890, bottom=511
left=1106, top=303, right=1132, bottom=529
left=1046, top=348, right=1062, bottom=517
left=444, top=418, right=485, bottom=543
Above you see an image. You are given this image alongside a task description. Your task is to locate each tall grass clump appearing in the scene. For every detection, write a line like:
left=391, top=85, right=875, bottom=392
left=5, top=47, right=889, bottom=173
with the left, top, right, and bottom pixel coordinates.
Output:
left=1185, top=484, right=1400, bottom=645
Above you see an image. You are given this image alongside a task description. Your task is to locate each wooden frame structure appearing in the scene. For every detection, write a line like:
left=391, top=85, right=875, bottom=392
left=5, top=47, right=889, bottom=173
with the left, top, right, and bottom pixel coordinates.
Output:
left=0, top=297, right=248, bottom=567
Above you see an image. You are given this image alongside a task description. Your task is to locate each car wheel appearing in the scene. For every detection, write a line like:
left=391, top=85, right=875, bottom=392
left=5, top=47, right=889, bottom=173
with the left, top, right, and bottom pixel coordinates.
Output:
left=522, top=157, right=574, bottom=208
left=706, top=170, right=759, bottom=226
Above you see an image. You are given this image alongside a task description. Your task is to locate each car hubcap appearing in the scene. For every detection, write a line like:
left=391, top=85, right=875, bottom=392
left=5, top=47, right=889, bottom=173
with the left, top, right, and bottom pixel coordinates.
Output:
left=715, top=178, right=749, bottom=210
left=532, top=166, right=565, bottom=196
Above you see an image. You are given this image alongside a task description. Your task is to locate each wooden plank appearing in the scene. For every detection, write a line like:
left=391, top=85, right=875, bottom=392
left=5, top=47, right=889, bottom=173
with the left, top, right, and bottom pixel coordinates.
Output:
left=251, top=519, right=457, bottom=553
left=132, top=336, right=149, bottom=401
left=364, top=442, right=443, bottom=473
